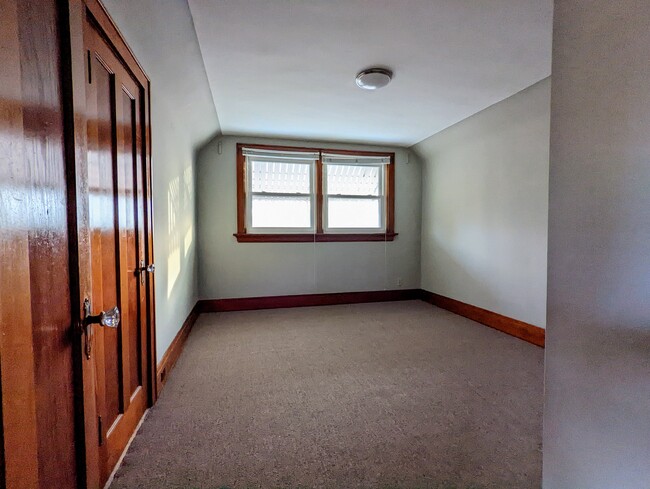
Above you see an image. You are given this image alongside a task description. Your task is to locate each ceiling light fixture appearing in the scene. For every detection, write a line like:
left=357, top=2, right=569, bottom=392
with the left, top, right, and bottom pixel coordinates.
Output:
left=355, top=68, right=393, bottom=90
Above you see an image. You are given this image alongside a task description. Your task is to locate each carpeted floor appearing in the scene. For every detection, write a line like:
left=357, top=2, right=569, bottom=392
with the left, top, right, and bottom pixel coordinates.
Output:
left=111, top=301, right=543, bottom=489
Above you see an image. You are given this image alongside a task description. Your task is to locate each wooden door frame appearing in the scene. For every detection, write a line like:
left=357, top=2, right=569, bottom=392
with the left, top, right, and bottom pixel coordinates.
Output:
left=60, top=0, right=156, bottom=486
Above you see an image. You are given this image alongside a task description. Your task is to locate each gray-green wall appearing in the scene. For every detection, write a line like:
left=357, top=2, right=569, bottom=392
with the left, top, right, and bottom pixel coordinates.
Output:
left=102, top=0, right=219, bottom=361
left=196, top=136, right=421, bottom=299
left=543, top=1, right=650, bottom=486
left=413, top=79, right=551, bottom=328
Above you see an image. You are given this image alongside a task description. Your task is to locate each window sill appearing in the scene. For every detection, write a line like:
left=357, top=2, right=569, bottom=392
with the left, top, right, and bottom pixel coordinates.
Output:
left=234, top=232, right=398, bottom=243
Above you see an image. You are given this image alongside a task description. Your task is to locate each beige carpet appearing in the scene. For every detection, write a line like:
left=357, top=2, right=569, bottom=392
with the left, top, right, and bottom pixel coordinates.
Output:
left=111, top=301, right=543, bottom=489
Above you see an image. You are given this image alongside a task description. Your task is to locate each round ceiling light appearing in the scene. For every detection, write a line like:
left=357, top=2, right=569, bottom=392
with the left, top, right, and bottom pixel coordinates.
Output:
left=355, top=68, right=393, bottom=90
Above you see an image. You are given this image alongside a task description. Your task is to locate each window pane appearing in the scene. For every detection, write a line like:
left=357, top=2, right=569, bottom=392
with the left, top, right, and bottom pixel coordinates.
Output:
left=327, top=197, right=380, bottom=229
left=326, top=164, right=380, bottom=196
left=251, top=159, right=311, bottom=194
left=251, top=195, right=311, bottom=228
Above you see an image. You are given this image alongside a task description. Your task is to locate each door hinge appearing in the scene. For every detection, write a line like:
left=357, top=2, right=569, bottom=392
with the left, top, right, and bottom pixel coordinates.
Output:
left=87, top=50, right=92, bottom=84
left=98, top=415, right=103, bottom=446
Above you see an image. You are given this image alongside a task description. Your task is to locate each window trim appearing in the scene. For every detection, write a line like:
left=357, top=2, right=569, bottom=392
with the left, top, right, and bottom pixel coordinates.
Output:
left=235, top=143, right=397, bottom=243
left=322, top=161, right=386, bottom=233
left=245, top=157, right=316, bottom=233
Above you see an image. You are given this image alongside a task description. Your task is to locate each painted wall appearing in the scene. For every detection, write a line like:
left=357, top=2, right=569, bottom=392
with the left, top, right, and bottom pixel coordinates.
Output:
left=102, top=0, right=220, bottom=361
left=197, top=136, right=421, bottom=299
left=412, top=79, right=550, bottom=328
left=543, top=1, right=650, bottom=487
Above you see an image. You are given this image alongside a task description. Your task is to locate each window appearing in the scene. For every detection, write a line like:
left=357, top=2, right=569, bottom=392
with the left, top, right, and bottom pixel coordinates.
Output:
left=235, top=144, right=396, bottom=242
left=245, top=147, right=318, bottom=232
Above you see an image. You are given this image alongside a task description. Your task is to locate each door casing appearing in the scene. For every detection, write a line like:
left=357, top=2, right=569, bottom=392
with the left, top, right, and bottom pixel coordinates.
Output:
left=62, top=0, right=157, bottom=487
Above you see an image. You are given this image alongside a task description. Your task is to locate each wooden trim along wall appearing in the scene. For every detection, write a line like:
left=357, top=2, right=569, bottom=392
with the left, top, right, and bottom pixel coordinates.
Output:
left=196, top=289, right=544, bottom=347
left=198, top=289, right=421, bottom=313
left=155, top=303, right=200, bottom=397
left=419, top=290, right=545, bottom=347
left=235, top=143, right=397, bottom=243
left=154, top=290, right=418, bottom=393
left=233, top=232, right=399, bottom=243
left=63, top=2, right=155, bottom=486
left=156, top=288, right=544, bottom=394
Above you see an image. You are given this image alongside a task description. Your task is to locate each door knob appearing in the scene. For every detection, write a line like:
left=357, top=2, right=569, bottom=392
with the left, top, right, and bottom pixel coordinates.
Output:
left=80, top=298, right=120, bottom=359
left=136, top=261, right=155, bottom=284
left=136, top=261, right=155, bottom=273
left=85, top=305, right=120, bottom=328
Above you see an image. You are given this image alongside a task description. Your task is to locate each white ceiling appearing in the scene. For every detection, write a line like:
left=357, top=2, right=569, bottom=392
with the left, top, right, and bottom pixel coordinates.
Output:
left=103, top=0, right=220, bottom=147
left=188, top=0, right=552, bottom=147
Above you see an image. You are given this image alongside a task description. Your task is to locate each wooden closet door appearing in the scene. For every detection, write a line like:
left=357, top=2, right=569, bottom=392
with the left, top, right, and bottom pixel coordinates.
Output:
left=83, top=14, right=149, bottom=486
left=0, top=0, right=79, bottom=487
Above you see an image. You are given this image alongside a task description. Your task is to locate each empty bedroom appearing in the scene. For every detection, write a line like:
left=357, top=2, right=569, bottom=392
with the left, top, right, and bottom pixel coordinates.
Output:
left=1, top=1, right=647, bottom=489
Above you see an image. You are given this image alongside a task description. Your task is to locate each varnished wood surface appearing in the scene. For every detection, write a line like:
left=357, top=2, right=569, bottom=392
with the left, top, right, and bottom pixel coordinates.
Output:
left=236, top=143, right=246, bottom=238
left=235, top=143, right=397, bottom=242
left=198, top=290, right=545, bottom=347
left=142, top=82, right=156, bottom=408
left=63, top=1, right=101, bottom=486
left=83, top=12, right=150, bottom=486
left=386, top=153, right=395, bottom=234
left=84, top=0, right=149, bottom=86
left=0, top=0, right=78, bottom=487
left=315, top=154, right=324, bottom=234
left=156, top=303, right=200, bottom=397
left=420, top=290, right=546, bottom=347
left=1, top=1, right=156, bottom=487
left=198, top=289, right=421, bottom=313
left=0, top=1, right=40, bottom=486
left=234, top=232, right=398, bottom=242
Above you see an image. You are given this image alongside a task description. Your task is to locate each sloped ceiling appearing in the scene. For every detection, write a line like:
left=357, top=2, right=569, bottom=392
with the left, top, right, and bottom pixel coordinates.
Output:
left=188, top=0, right=553, bottom=146
left=103, top=0, right=221, bottom=148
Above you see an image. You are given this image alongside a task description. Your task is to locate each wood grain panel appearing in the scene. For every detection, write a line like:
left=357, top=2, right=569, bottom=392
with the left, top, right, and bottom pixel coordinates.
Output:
left=60, top=0, right=100, bottom=486
left=83, top=11, right=151, bottom=485
left=89, top=50, right=124, bottom=433
left=84, top=0, right=149, bottom=86
left=0, top=2, right=156, bottom=488
left=0, top=0, right=41, bottom=485
left=21, top=0, right=79, bottom=483
left=0, top=0, right=78, bottom=487
left=120, top=89, right=142, bottom=399
left=420, top=290, right=545, bottom=347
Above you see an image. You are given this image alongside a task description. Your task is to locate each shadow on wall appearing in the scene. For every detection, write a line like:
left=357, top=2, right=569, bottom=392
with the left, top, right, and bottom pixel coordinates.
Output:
left=424, top=233, right=499, bottom=311
left=165, top=163, right=195, bottom=300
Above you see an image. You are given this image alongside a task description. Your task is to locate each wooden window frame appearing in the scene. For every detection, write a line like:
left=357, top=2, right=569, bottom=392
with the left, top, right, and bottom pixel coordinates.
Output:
left=235, top=143, right=397, bottom=243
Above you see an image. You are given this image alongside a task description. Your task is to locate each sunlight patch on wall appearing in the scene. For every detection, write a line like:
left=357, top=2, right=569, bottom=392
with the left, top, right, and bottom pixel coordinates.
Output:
left=167, top=246, right=181, bottom=298
left=184, top=224, right=193, bottom=257
left=183, top=164, right=193, bottom=206
left=167, top=175, right=181, bottom=298
left=168, top=176, right=179, bottom=233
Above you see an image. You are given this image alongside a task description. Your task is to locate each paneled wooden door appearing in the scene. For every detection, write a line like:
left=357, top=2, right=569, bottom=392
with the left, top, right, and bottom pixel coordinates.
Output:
left=80, top=5, right=153, bottom=486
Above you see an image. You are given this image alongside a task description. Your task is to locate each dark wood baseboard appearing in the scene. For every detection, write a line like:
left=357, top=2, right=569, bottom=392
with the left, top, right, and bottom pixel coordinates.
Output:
left=156, top=303, right=200, bottom=396
left=197, top=289, right=421, bottom=313
left=191, top=289, right=543, bottom=348
left=234, top=232, right=398, bottom=243
left=419, top=290, right=545, bottom=347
